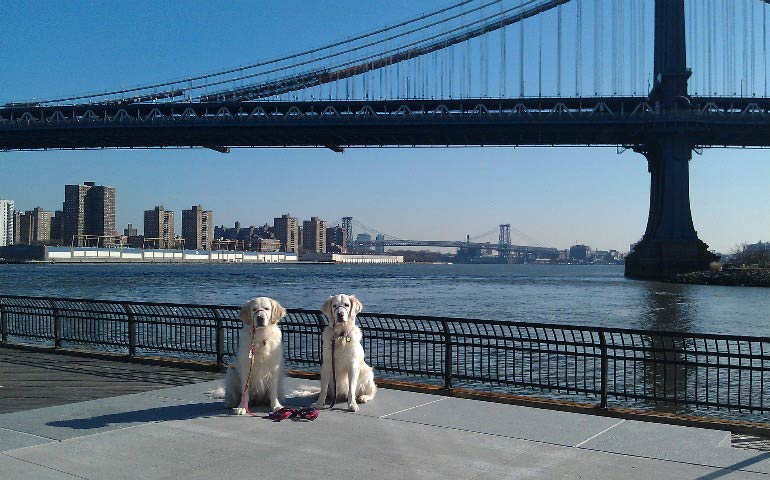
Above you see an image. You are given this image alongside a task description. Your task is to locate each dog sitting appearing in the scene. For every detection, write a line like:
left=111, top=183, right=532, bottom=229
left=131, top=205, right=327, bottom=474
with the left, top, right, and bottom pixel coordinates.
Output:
left=313, top=294, right=377, bottom=412
left=224, top=297, right=286, bottom=414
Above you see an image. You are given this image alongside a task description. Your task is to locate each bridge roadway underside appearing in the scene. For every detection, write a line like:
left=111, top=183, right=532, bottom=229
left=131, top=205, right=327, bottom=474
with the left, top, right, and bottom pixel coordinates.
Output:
left=2, top=97, right=770, bottom=150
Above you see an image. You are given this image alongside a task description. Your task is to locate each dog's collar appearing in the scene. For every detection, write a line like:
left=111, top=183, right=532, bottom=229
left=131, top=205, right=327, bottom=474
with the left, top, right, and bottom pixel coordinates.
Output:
left=336, top=329, right=352, bottom=343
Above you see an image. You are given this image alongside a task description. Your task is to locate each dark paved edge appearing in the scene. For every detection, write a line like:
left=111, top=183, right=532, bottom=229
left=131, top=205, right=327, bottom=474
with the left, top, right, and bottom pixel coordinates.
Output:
left=0, top=345, right=221, bottom=414
left=4, top=342, right=770, bottom=437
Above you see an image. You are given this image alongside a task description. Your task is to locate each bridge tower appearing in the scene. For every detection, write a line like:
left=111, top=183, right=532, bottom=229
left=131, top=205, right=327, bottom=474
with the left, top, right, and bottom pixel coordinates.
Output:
left=341, top=217, right=353, bottom=252
left=498, top=224, right=511, bottom=263
left=624, top=0, right=718, bottom=279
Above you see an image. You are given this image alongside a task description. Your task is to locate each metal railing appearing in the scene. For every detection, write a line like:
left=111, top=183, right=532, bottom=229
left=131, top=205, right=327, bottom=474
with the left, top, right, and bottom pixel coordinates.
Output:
left=2, top=295, right=770, bottom=419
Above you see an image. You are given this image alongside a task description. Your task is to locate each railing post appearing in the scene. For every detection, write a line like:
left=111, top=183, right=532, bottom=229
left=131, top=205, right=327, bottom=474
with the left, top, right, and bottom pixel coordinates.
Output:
left=121, top=302, right=136, bottom=357
left=49, top=299, right=61, bottom=349
left=214, top=309, right=224, bottom=367
left=599, top=330, right=608, bottom=409
left=442, top=320, right=453, bottom=390
left=0, top=299, right=7, bottom=344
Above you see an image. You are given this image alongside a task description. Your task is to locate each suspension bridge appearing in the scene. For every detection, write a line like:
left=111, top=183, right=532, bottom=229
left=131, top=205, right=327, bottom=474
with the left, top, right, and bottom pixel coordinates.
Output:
left=342, top=219, right=559, bottom=262
left=2, top=0, right=770, bottom=278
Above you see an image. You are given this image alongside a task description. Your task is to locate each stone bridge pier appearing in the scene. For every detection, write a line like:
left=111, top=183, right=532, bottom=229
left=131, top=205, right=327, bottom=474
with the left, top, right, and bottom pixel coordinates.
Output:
left=624, top=136, right=718, bottom=279
left=625, top=0, right=718, bottom=279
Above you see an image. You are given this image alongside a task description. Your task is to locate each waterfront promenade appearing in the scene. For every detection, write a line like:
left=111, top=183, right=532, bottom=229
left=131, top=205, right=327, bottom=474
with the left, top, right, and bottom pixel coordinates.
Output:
left=2, top=348, right=770, bottom=479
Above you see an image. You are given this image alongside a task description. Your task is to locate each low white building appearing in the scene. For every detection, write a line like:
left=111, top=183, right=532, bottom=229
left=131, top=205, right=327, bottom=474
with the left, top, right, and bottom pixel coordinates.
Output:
left=39, top=247, right=298, bottom=263
left=301, top=253, right=403, bottom=264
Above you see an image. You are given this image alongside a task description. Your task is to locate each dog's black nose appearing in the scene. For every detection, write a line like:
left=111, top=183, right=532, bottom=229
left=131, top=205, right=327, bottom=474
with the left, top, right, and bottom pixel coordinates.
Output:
left=336, top=312, right=345, bottom=321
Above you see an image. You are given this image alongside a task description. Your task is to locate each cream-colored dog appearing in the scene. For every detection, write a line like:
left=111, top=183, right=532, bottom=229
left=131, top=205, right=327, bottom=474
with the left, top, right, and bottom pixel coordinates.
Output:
left=313, top=294, right=377, bottom=412
left=224, top=297, right=286, bottom=414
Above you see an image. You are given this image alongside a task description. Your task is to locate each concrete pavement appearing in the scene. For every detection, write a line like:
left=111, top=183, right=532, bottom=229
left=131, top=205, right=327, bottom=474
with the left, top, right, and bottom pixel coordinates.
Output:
left=1, top=376, right=770, bottom=479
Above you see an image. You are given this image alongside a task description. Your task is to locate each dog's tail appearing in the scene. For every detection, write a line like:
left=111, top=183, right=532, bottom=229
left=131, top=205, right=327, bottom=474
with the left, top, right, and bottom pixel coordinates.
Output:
left=285, top=385, right=321, bottom=398
left=206, top=382, right=226, bottom=399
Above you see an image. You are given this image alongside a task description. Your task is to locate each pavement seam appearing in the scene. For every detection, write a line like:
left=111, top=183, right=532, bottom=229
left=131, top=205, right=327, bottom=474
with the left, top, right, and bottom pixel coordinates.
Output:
left=572, top=419, right=626, bottom=447
left=1, top=452, right=91, bottom=479
left=0, top=425, right=59, bottom=442
left=379, top=416, right=770, bottom=476
left=378, top=397, right=449, bottom=418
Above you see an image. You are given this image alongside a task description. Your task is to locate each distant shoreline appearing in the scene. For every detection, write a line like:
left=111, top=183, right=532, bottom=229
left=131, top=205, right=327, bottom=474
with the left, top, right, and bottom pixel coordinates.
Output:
left=669, top=268, right=770, bottom=288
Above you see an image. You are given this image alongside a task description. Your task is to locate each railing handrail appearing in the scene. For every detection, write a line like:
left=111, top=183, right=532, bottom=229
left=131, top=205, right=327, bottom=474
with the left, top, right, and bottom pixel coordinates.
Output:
left=2, top=294, right=769, bottom=344
left=2, top=293, right=770, bottom=420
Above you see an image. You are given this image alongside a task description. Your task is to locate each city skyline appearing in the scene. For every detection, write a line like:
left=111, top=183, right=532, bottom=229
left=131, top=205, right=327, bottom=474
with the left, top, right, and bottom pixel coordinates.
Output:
left=0, top=179, right=633, bottom=254
left=2, top=1, right=770, bottom=254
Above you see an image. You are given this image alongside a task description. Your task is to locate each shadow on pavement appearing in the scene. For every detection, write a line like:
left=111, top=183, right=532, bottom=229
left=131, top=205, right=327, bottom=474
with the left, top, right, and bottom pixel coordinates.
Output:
left=46, top=402, right=226, bottom=430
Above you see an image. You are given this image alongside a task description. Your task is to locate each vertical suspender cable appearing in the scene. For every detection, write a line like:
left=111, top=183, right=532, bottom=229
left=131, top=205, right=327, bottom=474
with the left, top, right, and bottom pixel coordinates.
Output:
left=629, top=0, right=634, bottom=94
left=500, top=1, right=506, bottom=98
left=729, top=1, right=734, bottom=95
left=538, top=8, right=543, bottom=97
left=467, top=39, right=472, bottom=98
left=396, top=61, right=401, bottom=98
left=762, top=0, right=767, bottom=98
left=519, top=0, right=525, bottom=97
left=576, top=0, right=582, bottom=97
left=752, top=0, right=756, bottom=95
left=594, top=0, right=600, bottom=95
left=557, top=5, right=562, bottom=96
left=450, top=44, right=454, bottom=98
left=640, top=0, right=644, bottom=93
left=707, top=0, right=712, bottom=95
left=441, top=47, right=445, bottom=99
left=699, top=2, right=708, bottom=95
left=687, top=0, right=692, bottom=89
left=482, top=27, right=488, bottom=97
left=744, top=0, right=748, bottom=95
left=723, top=1, right=728, bottom=95
left=612, top=0, right=619, bottom=95
left=615, top=0, right=626, bottom=94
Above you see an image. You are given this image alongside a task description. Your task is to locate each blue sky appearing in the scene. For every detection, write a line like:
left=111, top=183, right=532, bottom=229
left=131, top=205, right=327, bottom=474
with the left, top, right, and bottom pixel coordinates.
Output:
left=1, top=0, right=769, bottom=253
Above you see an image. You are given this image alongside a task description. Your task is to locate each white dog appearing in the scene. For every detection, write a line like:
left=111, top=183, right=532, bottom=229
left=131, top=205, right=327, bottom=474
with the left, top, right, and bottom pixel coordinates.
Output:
left=224, top=297, right=286, bottom=414
left=313, top=294, right=377, bottom=412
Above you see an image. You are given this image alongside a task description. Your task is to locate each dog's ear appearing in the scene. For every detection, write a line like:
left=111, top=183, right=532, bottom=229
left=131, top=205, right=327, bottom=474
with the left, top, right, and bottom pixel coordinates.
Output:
left=239, top=299, right=254, bottom=326
left=349, top=295, right=363, bottom=316
left=321, top=296, right=334, bottom=320
left=270, top=299, right=286, bottom=324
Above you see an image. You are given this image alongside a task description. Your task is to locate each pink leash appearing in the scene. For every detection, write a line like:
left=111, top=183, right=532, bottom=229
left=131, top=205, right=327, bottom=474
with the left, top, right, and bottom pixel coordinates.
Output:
left=240, top=325, right=320, bottom=421
left=239, top=335, right=260, bottom=417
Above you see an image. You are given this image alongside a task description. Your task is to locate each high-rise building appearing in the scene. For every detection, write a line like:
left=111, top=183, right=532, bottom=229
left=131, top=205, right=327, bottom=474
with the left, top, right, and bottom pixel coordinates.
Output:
left=16, top=212, right=35, bottom=245
left=302, top=217, right=327, bottom=254
left=273, top=214, right=299, bottom=253
left=326, top=225, right=347, bottom=253
left=144, top=206, right=175, bottom=248
left=12, top=211, right=24, bottom=245
left=16, top=208, right=52, bottom=245
left=124, top=224, right=138, bottom=238
left=62, top=182, right=116, bottom=246
left=375, top=233, right=386, bottom=254
left=182, top=205, right=212, bottom=250
left=0, top=199, right=15, bottom=246
left=50, top=210, right=63, bottom=243
left=569, top=244, right=592, bottom=260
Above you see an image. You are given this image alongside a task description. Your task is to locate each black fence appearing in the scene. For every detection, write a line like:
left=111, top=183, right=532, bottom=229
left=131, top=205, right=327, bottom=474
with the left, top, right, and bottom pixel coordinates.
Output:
left=2, top=295, right=770, bottom=420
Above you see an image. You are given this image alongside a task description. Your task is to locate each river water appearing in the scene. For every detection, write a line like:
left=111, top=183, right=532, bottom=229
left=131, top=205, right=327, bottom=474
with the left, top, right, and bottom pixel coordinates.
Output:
left=1, top=263, right=767, bottom=336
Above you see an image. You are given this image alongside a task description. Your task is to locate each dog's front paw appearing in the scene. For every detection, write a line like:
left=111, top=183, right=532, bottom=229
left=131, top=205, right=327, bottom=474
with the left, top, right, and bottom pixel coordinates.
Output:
left=232, top=407, right=248, bottom=416
left=348, top=402, right=359, bottom=412
left=271, top=402, right=284, bottom=412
